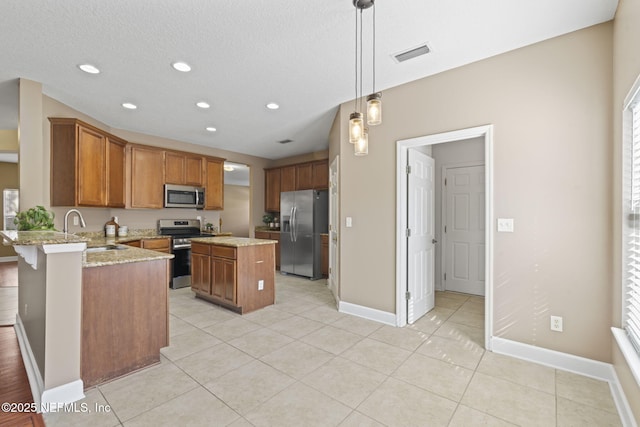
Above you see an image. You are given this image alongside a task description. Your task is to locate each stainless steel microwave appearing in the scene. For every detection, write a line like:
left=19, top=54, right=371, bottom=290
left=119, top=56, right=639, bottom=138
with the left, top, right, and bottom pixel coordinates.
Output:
left=164, top=184, right=205, bottom=209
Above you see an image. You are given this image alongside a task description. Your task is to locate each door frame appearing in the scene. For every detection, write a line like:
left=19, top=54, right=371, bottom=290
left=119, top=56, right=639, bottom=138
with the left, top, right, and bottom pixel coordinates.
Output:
left=329, top=156, right=340, bottom=304
left=396, top=124, right=494, bottom=350
left=440, top=161, right=485, bottom=293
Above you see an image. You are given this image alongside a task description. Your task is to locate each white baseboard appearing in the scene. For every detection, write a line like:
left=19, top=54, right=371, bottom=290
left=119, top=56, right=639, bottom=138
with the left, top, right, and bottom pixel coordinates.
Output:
left=0, top=256, right=18, bottom=262
left=491, top=337, right=637, bottom=427
left=14, top=315, right=85, bottom=412
left=338, top=301, right=396, bottom=326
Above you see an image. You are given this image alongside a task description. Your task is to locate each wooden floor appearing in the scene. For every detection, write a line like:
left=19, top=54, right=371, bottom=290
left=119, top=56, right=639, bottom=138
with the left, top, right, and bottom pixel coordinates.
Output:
left=0, top=261, right=44, bottom=426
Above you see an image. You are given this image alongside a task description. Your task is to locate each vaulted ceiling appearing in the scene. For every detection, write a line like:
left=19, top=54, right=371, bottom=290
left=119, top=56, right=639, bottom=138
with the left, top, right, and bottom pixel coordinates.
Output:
left=0, top=0, right=618, bottom=159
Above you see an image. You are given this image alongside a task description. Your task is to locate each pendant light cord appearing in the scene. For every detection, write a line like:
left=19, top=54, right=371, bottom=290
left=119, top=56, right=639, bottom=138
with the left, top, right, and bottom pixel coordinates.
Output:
left=359, top=7, right=364, bottom=115
left=372, top=3, right=376, bottom=94
left=354, top=5, right=358, bottom=112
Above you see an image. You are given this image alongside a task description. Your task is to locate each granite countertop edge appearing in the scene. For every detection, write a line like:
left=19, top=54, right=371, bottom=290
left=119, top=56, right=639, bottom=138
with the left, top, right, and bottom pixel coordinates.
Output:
left=83, top=246, right=174, bottom=268
left=191, top=236, right=278, bottom=247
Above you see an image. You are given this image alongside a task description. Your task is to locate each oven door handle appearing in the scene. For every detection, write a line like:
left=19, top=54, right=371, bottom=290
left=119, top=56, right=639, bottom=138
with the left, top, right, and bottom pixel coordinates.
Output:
left=173, top=244, right=192, bottom=250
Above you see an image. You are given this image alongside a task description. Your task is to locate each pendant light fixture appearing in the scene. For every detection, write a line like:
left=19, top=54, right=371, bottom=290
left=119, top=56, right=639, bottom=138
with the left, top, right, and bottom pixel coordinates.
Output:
left=349, top=0, right=381, bottom=155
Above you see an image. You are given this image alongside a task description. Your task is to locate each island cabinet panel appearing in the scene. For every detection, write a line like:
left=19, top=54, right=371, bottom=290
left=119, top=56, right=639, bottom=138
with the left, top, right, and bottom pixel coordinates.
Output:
left=255, top=231, right=280, bottom=270
left=81, top=259, right=169, bottom=388
left=50, top=118, right=127, bottom=207
left=264, top=168, right=281, bottom=212
left=204, top=158, right=224, bottom=210
left=190, top=241, right=275, bottom=314
left=130, top=145, right=165, bottom=209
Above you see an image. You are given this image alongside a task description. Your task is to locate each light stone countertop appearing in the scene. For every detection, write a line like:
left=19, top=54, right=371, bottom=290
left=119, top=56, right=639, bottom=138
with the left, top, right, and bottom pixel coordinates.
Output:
left=191, top=236, right=278, bottom=247
left=83, top=245, right=173, bottom=268
left=1, top=230, right=90, bottom=246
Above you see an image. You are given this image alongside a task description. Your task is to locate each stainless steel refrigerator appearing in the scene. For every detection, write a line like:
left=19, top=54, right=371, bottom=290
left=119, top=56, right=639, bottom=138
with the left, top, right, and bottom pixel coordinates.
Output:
left=280, top=189, right=328, bottom=279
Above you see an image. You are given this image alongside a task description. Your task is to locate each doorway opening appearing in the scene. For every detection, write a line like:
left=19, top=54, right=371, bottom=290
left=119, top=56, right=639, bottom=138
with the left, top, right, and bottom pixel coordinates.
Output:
left=221, top=162, right=250, bottom=237
left=396, top=125, right=494, bottom=350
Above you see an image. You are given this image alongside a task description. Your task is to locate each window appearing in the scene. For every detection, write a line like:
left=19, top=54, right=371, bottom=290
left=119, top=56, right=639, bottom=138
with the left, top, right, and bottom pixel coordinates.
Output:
left=2, top=189, right=18, bottom=230
left=618, top=75, right=640, bottom=386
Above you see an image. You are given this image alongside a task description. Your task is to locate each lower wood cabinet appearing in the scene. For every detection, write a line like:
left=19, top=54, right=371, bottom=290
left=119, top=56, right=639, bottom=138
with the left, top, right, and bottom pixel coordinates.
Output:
left=255, top=231, right=280, bottom=270
left=124, top=238, right=171, bottom=253
left=191, top=242, right=275, bottom=314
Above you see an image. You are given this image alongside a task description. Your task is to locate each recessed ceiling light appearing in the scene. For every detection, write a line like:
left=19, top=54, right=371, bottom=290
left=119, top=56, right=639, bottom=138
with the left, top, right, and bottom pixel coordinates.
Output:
left=172, top=62, right=191, bottom=72
left=206, top=127, right=217, bottom=132
left=122, top=103, right=137, bottom=110
left=78, top=64, right=100, bottom=74
left=266, top=103, right=280, bottom=110
left=196, top=101, right=210, bottom=109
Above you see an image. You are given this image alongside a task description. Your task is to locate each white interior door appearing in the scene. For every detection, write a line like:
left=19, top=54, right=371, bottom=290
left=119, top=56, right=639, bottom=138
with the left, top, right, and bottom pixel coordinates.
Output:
left=329, top=157, right=339, bottom=302
left=444, top=165, right=485, bottom=295
left=407, top=149, right=435, bottom=324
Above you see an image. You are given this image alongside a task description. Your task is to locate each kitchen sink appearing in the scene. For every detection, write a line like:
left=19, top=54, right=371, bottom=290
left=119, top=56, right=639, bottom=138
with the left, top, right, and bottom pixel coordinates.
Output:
left=85, top=244, right=129, bottom=253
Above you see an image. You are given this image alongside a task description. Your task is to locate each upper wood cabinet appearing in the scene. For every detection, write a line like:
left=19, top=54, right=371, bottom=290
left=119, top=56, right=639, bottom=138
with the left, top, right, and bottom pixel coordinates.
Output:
left=204, top=158, right=224, bottom=210
left=264, top=159, right=329, bottom=212
left=165, top=151, right=204, bottom=186
left=129, top=144, right=164, bottom=209
left=264, top=168, right=281, bottom=212
left=50, top=118, right=126, bottom=208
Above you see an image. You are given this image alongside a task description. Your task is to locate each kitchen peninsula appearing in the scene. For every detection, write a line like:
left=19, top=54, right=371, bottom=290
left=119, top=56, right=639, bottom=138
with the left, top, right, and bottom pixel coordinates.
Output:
left=190, top=236, right=277, bottom=314
left=1, top=230, right=173, bottom=408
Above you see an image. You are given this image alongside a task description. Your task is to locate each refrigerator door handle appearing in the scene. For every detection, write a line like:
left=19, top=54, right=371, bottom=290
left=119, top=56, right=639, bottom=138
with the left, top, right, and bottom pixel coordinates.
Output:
left=289, top=206, right=295, bottom=242
left=292, top=206, right=297, bottom=242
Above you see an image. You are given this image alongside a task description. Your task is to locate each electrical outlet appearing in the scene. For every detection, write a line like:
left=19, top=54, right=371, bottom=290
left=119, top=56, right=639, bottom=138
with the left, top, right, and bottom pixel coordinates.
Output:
left=497, top=218, right=514, bottom=232
left=258, top=280, right=264, bottom=290
left=550, top=315, right=563, bottom=332
left=73, top=216, right=79, bottom=226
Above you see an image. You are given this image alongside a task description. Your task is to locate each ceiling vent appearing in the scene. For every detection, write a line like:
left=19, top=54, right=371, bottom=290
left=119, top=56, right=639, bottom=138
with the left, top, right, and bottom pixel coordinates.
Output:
left=277, top=139, right=293, bottom=144
left=393, top=43, right=431, bottom=63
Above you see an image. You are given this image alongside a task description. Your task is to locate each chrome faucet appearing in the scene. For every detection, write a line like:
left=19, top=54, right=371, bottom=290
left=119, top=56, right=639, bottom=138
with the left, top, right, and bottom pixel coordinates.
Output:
left=63, top=209, right=87, bottom=234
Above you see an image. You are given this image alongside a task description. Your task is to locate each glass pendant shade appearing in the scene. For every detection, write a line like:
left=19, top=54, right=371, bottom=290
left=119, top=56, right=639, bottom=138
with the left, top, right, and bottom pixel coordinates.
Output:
left=349, top=112, right=364, bottom=144
left=354, top=130, right=368, bottom=156
left=366, top=93, right=382, bottom=125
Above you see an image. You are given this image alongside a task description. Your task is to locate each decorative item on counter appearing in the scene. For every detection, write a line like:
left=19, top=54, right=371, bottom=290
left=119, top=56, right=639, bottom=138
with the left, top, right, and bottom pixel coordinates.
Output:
left=262, top=214, right=274, bottom=227
left=118, top=225, right=128, bottom=237
left=205, top=222, right=214, bottom=232
left=14, top=205, right=56, bottom=230
left=105, top=217, right=119, bottom=237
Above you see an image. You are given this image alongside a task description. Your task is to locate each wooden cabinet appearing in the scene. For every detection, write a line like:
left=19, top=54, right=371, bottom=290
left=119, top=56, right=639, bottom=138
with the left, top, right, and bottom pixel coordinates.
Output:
left=124, top=238, right=171, bottom=253
left=191, top=243, right=211, bottom=295
left=264, top=168, right=281, bottom=212
left=190, top=242, right=275, bottom=314
left=130, top=144, right=165, bottom=209
left=204, top=158, right=224, bottom=210
left=280, top=165, right=296, bottom=192
left=321, top=234, right=329, bottom=278
left=50, top=118, right=126, bottom=208
left=255, top=231, right=280, bottom=270
left=295, top=163, right=313, bottom=190
left=165, top=151, right=204, bottom=186
left=264, top=159, right=329, bottom=212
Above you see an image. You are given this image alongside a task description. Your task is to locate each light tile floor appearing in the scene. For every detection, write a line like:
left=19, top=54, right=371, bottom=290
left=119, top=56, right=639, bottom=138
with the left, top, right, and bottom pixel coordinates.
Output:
left=44, top=274, right=623, bottom=426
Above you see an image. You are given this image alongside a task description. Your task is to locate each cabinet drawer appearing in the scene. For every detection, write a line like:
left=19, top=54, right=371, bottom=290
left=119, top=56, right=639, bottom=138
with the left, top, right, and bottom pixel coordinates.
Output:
left=212, top=245, right=236, bottom=259
left=191, top=242, right=211, bottom=255
left=142, top=238, right=170, bottom=250
left=124, top=240, right=141, bottom=247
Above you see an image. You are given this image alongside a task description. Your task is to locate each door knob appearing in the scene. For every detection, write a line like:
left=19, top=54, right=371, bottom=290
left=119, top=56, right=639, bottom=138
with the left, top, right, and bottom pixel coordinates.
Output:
left=432, top=238, right=438, bottom=244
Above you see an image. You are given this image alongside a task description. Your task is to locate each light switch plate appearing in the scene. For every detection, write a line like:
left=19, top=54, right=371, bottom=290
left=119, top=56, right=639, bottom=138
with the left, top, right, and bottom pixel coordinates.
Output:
left=497, top=218, right=514, bottom=232
left=346, top=217, right=353, bottom=228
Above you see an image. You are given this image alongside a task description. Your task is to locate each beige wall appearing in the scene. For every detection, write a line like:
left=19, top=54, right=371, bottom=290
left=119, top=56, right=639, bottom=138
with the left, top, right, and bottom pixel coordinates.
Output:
left=335, top=23, right=614, bottom=362
left=0, top=162, right=18, bottom=257
left=221, top=184, right=250, bottom=237
left=267, top=150, right=329, bottom=168
left=0, top=129, right=18, bottom=151
left=612, top=0, right=640, bottom=420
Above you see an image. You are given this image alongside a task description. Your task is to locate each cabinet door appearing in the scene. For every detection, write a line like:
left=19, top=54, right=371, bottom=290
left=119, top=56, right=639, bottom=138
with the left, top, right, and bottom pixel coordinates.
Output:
left=295, top=163, right=313, bottom=190
left=205, top=159, right=224, bottom=210
left=165, top=152, right=185, bottom=185
left=141, top=238, right=171, bottom=253
left=130, top=146, right=165, bottom=208
left=312, top=160, right=329, bottom=189
left=191, top=253, right=211, bottom=294
left=107, top=137, right=126, bottom=208
left=212, top=257, right=236, bottom=303
left=77, top=126, right=107, bottom=206
left=280, top=166, right=296, bottom=192
left=264, top=168, right=281, bottom=212
left=185, top=156, right=204, bottom=186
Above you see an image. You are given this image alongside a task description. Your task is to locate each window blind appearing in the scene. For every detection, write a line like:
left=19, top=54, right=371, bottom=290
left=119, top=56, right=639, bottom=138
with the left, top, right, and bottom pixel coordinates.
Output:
left=627, top=100, right=640, bottom=354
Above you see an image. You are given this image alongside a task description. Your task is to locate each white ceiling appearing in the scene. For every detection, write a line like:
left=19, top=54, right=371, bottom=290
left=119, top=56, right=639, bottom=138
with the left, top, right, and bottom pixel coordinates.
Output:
left=0, top=0, right=618, bottom=160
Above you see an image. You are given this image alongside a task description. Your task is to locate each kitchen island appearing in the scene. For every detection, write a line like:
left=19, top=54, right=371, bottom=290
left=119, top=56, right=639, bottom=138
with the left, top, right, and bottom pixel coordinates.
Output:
left=190, top=236, right=277, bottom=314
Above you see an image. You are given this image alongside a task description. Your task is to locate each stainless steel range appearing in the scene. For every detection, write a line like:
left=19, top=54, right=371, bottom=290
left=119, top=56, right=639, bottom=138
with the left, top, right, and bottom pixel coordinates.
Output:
left=158, top=219, right=204, bottom=289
